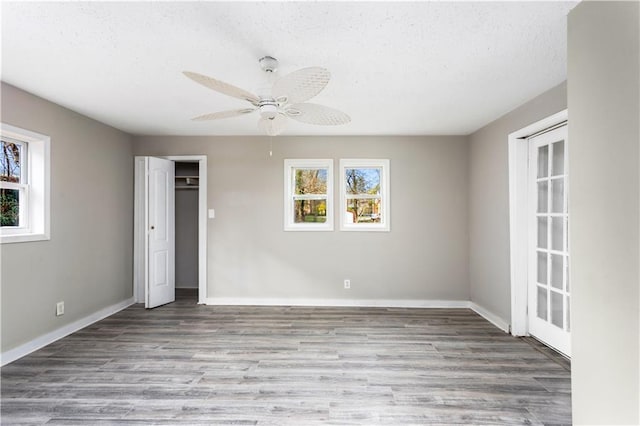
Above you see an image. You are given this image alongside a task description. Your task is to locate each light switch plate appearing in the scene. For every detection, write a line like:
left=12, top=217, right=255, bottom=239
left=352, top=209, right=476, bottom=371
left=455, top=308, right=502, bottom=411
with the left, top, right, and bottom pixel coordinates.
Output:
left=208, top=209, right=215, bottom=219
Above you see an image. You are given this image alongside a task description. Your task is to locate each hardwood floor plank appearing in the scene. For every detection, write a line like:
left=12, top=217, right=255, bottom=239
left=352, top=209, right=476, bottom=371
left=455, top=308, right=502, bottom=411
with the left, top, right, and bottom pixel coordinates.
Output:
left=1, top=294, right=571, bottom=425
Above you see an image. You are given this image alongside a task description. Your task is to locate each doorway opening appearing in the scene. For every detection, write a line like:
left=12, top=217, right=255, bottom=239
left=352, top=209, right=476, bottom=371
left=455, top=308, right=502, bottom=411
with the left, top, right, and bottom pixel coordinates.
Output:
left=508, top=110, right=570, bottom=357
left=175, top=161, right=200, bottom=303
left=134, top=155, right=207, bottom=307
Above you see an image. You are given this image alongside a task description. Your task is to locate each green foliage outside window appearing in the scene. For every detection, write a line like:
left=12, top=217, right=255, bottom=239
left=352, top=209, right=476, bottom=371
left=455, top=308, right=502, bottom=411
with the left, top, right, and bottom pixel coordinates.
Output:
left=0, top=189, right=19, bottom=226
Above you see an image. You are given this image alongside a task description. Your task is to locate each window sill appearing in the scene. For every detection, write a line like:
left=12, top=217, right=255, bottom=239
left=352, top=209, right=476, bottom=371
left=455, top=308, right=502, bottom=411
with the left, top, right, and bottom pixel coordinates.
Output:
left=284, top=224, right=334, bottom=232
left=340, top=224, right=390, bottom=232
left=0, top=232, right=50, bottom=244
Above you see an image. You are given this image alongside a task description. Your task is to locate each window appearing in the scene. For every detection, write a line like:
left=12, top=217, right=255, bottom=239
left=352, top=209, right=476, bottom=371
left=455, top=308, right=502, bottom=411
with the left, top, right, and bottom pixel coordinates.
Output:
left=339, top=159, right=390, bottom=231
left=0, top=123, right=50, bottom=243
left=1, top=139, right=27, bottom=228
left=284, top=159, right=333, bottom=231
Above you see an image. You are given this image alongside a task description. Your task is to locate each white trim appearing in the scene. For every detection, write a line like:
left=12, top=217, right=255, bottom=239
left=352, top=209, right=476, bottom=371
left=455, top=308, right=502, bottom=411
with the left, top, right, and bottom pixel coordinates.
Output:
left=205, top=297, right=469, bottom=309
left=283, top=159, right=334, bottom=231
left=469, top=302, right=510, bottom=333
left=133, top=157, right=147, bottom=304
left=508, top=109, right=567, bottom=337
left=0, top=297, right=135, bottom=366
left=204, top=298, right=508, bottom=333
left=339, top=158, right=390, bottom=232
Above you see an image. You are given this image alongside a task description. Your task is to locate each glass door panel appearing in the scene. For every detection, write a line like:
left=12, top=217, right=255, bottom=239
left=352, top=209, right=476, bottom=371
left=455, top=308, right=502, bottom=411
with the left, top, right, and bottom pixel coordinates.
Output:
left=528, top=125, right=570, bottom=356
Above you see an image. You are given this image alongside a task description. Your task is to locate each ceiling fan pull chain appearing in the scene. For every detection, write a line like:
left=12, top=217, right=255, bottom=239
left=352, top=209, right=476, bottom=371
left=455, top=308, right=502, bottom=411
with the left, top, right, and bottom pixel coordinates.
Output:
left=269, top=136, right=273, bottom=158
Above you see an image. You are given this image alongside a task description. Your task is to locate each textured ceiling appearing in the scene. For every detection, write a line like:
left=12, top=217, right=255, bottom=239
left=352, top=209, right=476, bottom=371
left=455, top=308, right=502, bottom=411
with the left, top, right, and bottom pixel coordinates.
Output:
left=1, top=1, right=577, bottom=136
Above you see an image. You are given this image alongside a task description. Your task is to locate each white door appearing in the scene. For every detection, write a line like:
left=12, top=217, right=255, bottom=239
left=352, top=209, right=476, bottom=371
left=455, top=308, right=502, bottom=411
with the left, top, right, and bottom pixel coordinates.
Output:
left=141, top=157, right=175, bottom=308
left=528, top=125, right=570, bottom=356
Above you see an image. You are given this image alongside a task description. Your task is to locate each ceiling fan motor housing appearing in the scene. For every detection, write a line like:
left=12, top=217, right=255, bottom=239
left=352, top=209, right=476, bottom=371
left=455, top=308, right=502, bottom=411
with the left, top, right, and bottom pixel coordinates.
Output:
left=259, top=56, right=278, bottom=73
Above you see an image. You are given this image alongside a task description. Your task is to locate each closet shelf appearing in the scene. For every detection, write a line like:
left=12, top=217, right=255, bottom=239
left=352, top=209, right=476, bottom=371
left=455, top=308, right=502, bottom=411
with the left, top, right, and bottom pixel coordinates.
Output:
left=175, top=176, right=199, bottom=188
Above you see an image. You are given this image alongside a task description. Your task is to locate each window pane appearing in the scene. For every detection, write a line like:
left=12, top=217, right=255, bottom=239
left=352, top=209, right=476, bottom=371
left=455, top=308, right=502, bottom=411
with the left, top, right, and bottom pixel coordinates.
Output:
left=537, top=217, right=548, bottom=249
left=346, top=198, right=382, bottom=223
left=551, top=217, right=564, bottom=251
left=550, top=254, right=564, bottom=290
left=551, top=179, right=564, bottom=213
left=537, top=145, right=549, bottom=178
left=0, top=140, right=22, bottom=183
left=537, top=285, right=548, bottom=320
left=345, top=168, right=381, bottom=195
left=537, top=251, right=547, bottom=285
left=551, top=290, right=564, bottom=329
left=552, top=140, right=565, bottom=176
left=537, top=181, right=548, bottom=213
left=294, top=169, right=327, bottom=195
left=1, top=188, right=20, bottom=226
left=293, top=199, right=327, bottom=223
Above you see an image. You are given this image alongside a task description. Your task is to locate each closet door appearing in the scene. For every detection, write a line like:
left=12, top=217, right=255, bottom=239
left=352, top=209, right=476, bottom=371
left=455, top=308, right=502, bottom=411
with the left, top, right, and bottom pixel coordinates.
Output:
left=134, top=156, right=175, bottom=308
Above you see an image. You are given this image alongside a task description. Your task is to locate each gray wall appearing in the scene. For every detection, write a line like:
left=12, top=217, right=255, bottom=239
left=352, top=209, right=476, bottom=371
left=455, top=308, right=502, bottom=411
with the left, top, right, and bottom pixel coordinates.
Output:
left=134, top=136, right=469, bottom=301
left=568, top=2, right=640, bottom=423
left=0, top=83, right=134, bottom=352
left=468, top=82, right=567, bottom=323
left=175, top=188, right=199, bottom=288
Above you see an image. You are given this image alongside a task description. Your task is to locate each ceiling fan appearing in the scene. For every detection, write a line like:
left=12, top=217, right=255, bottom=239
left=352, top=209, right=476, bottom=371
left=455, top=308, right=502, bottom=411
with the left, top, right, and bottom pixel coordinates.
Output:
left=183, top=56, right=351, bottom=136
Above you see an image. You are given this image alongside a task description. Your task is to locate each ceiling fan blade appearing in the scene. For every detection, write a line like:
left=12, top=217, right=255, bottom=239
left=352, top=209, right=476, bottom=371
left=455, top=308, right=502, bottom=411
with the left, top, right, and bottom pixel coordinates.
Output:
left=272, top=67, right=330, bottom=104
left=258, top=113, right=287, bottom=136
left=191, top=108, right=256, bottom=121
left=286, top=103, right=351, bottom=126
left=183, top=71, right=260, bottom=105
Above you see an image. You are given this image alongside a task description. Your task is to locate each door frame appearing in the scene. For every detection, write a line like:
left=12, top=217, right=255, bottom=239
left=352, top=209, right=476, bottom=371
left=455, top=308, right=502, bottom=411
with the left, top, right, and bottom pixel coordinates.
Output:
left=134, top=155, right=208, bottom=305
left=508, top=109, right=567, bottom=336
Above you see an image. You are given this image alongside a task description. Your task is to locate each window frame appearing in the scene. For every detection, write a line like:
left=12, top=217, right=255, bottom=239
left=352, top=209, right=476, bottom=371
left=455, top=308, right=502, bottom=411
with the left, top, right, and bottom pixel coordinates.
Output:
left=339, top=158, right=390, bottom=232
left=0, top=123, right=50, bottom=244
left=284, top=159, right=334, bottom=231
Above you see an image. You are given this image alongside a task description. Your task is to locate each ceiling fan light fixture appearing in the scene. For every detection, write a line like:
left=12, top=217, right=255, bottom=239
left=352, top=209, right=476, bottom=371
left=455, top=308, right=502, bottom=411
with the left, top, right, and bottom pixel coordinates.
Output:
left=260, top=103, right=278, bottom=120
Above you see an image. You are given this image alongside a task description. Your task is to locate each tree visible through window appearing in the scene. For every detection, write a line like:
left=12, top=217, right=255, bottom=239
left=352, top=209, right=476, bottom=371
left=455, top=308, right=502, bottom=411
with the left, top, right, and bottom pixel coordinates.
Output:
left=0, top=123, right=50, bottom=243
left=284, top=159, right=333, bottom=231
left=0, top=140, right=24, bottom=227
left=294, top=169, right=327, bottom=223
left=345, top=168, right=381, bottom=223
left=340, top=159, right=390, bottom=231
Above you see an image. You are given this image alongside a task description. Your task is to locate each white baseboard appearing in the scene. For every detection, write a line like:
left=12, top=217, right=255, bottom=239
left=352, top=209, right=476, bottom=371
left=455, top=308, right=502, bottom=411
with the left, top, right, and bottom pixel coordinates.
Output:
left=206, top=298, right=511, bottom=334
left=469, top=302, right=510, bottom=333
left=1, top=297, right=136, bottom=366
left=205, top=297, right=470, bottom=309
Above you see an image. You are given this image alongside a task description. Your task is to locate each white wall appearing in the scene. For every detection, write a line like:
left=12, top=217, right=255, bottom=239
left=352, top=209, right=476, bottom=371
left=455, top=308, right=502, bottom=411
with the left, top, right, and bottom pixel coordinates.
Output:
left=0, top=83, right=134, bottom=353
left=568, top=1, right=640, bottom=423
left=134, top=135, right=469, bottom=303
left=468, top=82, right=567, bottom=323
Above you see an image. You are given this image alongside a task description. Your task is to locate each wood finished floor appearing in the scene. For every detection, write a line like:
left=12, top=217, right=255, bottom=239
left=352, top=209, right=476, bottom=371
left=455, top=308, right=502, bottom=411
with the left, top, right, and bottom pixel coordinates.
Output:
left=1, top=291, right=571, bottom=425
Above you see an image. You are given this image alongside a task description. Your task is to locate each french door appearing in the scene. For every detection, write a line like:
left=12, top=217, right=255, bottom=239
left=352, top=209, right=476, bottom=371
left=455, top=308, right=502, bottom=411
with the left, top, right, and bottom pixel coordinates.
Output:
left=528, top=125, right=570, bottom=356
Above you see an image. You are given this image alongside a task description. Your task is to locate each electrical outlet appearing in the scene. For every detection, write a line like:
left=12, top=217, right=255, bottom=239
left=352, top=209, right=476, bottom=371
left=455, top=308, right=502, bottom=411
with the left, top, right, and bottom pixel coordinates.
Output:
left=344, top=279, right=351, bottom=289
left=56, top=301, right=64, bottom=316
